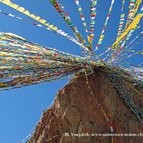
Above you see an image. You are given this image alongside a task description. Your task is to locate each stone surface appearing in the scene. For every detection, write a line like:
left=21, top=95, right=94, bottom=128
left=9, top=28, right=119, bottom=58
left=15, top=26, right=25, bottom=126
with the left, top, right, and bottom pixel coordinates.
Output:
left=27, top=70, right=143, bottom=143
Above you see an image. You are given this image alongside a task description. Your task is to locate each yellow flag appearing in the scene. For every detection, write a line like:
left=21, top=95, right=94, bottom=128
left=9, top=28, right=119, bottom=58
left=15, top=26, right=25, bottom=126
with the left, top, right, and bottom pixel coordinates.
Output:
left=113, top=14, right=143, bottom=48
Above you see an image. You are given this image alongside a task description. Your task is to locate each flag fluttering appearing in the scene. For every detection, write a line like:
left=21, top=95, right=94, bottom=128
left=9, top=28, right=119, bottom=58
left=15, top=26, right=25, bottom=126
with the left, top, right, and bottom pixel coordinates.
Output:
left=0, top=0, right=143, bottom=91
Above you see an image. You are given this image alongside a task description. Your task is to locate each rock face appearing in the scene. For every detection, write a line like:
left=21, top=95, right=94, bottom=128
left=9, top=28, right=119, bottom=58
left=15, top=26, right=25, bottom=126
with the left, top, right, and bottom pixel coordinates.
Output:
left=27, top=69, right=143, bottom=143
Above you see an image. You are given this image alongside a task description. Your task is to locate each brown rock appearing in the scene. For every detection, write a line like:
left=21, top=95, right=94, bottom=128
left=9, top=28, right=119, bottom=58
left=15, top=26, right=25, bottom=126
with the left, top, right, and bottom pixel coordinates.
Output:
left=27, top=69, right=143, bottom=143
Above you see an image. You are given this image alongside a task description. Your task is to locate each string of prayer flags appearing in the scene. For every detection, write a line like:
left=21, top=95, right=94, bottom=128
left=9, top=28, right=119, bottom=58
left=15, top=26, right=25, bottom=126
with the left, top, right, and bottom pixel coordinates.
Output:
left=125, top=0, right=136, bottom=27
left=115, top=31, right=143, bottom=61
left=88, top=0, right=98, bottom=47
left=74, top=0, right=88, bottom=34
left=112, top=12, right=143, bottom=48
left=116, top=0, right=125, bottom=39
left=49, top=0, right=89, bottom=50
left=0, top=32, right=95, bottom=90
left=95, top=0, right=115, bottom=50
left=132, top=0, right=142, bottom=17
left=0, top=9, right=88, bottom=50
left=113, top=4, right=143, bottom=49
left=0, top=0, right=143, bottom=91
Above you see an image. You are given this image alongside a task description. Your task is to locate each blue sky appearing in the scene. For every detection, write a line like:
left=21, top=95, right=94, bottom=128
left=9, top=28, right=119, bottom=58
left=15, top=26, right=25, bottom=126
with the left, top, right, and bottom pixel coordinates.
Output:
left=0, top=0, right=141, bottom=143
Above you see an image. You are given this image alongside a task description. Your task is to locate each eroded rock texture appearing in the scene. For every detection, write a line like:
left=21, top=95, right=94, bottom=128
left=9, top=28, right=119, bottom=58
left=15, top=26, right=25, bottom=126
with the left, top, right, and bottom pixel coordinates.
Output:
left=27, top=70, right=143, bottom=143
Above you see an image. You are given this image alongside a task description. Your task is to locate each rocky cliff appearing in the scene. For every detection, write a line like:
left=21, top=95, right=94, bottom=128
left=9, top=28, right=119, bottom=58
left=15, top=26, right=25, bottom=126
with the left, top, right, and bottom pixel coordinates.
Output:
left=27, top=69, right=143, bottom=143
